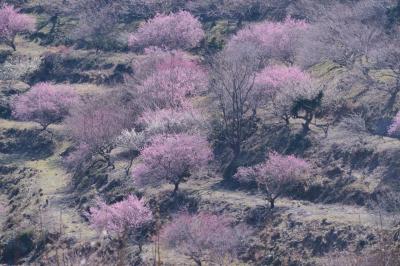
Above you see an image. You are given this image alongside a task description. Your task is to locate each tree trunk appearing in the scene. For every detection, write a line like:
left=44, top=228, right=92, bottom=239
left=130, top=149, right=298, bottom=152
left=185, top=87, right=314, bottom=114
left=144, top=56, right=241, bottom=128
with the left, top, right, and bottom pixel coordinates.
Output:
left=100, top=148, right=115, bottom=170
left=126, top=156, right=135, bottom=176
left=385, top=85, right=400, bottom=113
left=49, top=15, right=58, bottom=37
left=301, top=114, right=313, bottom=136
left=269, top=198, right=275, bottom=209
left=10, top=41, right=16, bottom=51
left=137, top=241, right=143, bottom=256
left=193, top=258, right=202, bottom=266
left=283, top=115, right=290, bottom=125
left=223, top=144, right=241, bottom=181
left=117, top=237, right=126, bottom=266
left=172, top=182, right=179, bottom=196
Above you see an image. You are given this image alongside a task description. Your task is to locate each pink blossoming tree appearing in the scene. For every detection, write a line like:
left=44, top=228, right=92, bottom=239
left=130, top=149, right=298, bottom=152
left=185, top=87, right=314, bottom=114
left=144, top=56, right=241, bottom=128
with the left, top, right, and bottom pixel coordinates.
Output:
left=12, top=82, right=79, bottom=130
left=88, top=195, right=152, bottom=253
left=128, top=11, right=204, bottom=50
left=388, top=111, right=400, bottom=136
left=235, top=152, right=310, bottom=208
left=135, top=52, right=207, bottom=110
left=160, top=212, right=251, bottom=266
left=117, top=108, right=207, bottom=176
left=0, top=4, right=36, bottom=51
left=64, top=95, right=134, bottom=168
left=131, top=48, right=188, bottom=81
left=132, top=133, right=212, bottom=195
left=227, top=17, right=308, bottom=64
left=255, top=65, right=317, bottom=126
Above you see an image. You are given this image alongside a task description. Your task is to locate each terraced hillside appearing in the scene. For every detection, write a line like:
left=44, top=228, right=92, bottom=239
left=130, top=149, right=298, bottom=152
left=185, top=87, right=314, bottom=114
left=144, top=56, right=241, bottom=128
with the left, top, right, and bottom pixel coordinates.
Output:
left=1, top=0, right=400, bottom=265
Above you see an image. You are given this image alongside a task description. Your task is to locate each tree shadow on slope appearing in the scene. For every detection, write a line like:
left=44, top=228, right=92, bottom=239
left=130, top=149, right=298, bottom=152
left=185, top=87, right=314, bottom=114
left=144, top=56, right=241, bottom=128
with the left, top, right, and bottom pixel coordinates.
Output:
left=216, top=123, right=312, bottom=189
left=0, top=128, right=55, bottom=162
left=148, top=190, right=200, bottom=218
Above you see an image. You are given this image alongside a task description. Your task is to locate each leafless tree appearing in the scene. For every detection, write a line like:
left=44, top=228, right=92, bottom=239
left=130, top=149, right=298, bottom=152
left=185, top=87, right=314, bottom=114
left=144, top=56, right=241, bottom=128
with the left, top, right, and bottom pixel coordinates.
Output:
left=209, top=42, right=265, bottom=179
left=297, top=0, right=395, bottom=116
left=67, top=0, right=120, bottom=49
left=39, top=0, right=73, bottom=39
left=299, top=1, right=389, bottom=69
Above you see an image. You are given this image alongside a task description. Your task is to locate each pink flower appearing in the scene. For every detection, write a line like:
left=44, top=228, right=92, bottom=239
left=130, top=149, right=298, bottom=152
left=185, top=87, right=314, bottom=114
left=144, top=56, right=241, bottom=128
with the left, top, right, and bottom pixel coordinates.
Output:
left=128, top=11, right=204, bottom=50
left=235, top=151, right=310, bottom=208
left=134, top=49, right=207, bottom=109
left=227, top=17, right=308, bottom=63
left=0, top=4, right=35, bottom=50
left=88, top=195, right=152, bottom=236
left=160, top=212, right=251, bottom=265
left=12, top=82, right=78, bottom=130
left=132, top=133, right=212, bottom=193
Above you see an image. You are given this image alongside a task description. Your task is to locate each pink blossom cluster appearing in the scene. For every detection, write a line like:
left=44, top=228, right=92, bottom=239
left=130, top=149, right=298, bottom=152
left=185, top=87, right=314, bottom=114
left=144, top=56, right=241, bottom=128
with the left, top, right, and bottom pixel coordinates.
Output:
left=0, top=4, right=35, bottom=50
left=65, top=99, right=132, bottom=150
left=257, top=151, right=310, bottom=185
left=132, top=48, right=189, bottom=80
left=12, top=82, right=78, bottom=129
left=255, top=65, right=318, bottom=120
left=388, top=111, right=400, bottom=135
left=235, top=152, right=310, bottom=207
left=235, top=151, right=310, bottom=184
left=227, top=17, right=308, bottom=62
left=160, top=212, right=250, bottom=265
left=137, top=56, right=207, bottom=109
left=128, top=11, right=204, bottom=50
left=88, top=195, right=152, bottom=235
left=255, top=65, right=312, bottom=95
left=132, top=133, right=212, bottom=190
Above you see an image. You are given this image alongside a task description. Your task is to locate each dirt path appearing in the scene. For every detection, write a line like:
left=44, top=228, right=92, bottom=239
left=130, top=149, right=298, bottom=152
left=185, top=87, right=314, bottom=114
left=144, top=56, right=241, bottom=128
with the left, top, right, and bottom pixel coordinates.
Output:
left=0, top=120, right=95, bottom=242
left=24, top=140, right=95, bottom=242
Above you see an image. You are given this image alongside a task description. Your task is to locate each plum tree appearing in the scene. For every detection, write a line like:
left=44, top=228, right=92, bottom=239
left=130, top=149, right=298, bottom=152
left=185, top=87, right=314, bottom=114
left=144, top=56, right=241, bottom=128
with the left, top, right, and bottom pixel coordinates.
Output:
left=0, top=4, right=35, bottom=51
left=235, top=152, right=310, bottom=208
left=12, top=82, right=78, bottom=130
left=117, top=108, right=207, bottom=176
left=128, top=11, right=204, bottom=50
left=132, top=133, right=212, bottom=195
left=255, top=65, right=322, bottom=132
left=210, top=41, right=265, bottom=180
left=88, top=195, right=152, bottom=253
left=227, top=17, right=308, bottom=64
left=64, top=94, right=134, bottom=168
left=69, top=0, right=120, bottom=50
left=211, top=17, right=309, bottom=180
left=160, top=212, right=251, bottom=266
left=299, top=1, right=387, bottom=68
left=134, top=50, right=207, bottom=110
left=69, top=0, right=192, bottom=50
left=298, top=0, right=388, bottom=101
